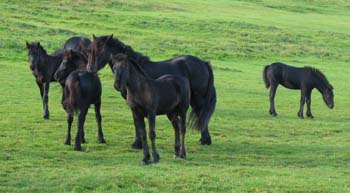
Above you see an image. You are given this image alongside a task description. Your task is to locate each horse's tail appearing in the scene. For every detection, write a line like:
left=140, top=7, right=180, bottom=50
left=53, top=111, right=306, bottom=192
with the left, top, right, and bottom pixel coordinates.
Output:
left=63, top=76, right=81, bottom=114
left=263, top=65, right=270, bottom=89
left=189, top=61, right=216, bottom=132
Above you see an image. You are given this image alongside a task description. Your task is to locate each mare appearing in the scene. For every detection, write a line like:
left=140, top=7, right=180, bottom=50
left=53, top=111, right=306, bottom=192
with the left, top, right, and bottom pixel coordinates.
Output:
left=263, top=62, right=334, bottom=118
left=87, top=34, right=216, bottom=148
left=112, top=54, right=191, bottom=164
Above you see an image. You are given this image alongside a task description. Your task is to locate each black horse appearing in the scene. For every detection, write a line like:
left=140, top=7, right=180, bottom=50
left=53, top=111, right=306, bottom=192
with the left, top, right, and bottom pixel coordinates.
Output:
left=54, top=50, right=88, bottom=82
left=26, top=42, right=65, bottom=119
left=87, top=34, right=216, bottom=148
left=63, top=70, right=106, bottom=151
left=263, top=62, right=334, bottom=118
left=63, top=36, right=91, bottom=52
left=112, top=54, right=191, bottom=164
left=26, top=37, right=90, bottom=120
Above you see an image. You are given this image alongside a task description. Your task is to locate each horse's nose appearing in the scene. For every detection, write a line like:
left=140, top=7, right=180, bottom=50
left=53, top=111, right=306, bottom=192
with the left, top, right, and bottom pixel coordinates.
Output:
left=114, top=81, right=120, bottom=91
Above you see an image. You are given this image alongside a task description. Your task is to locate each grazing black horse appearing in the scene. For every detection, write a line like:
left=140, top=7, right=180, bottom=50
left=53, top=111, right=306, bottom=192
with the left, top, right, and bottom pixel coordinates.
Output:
left=263, top=62, right=334, bottom=118
left=63, top=70, right=106, bottom=151
left=112, top=54, right=191, bottom=164
left=87, top=34, right=216, bottom=148
left=26, top=42, right=65, bottom=119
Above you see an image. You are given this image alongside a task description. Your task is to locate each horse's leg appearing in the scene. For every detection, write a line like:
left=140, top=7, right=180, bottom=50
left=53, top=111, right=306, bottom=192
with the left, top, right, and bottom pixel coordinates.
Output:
left=65, top=112, right=73, bottom=145
left=43, top=82, right=50, bottom=120
left=74, top=107, right=88, bottom=151
left=191, top=94, right=211, bottom=145
left=148, top=113, right=159, bottom=164
left=131, top=114, right=142, bottom=149
left=94, top=101, right=106, bottom=143
left=60, top=83, right=65, bottom=105
left=167, top=114, right=180, bottom=158
left=132, top=111, right=149, bottom=164
left=306, top=89, right=313, bottom=118
left=298, top=90, right=306, bottom=119
left=269, top=84, right=278, bottom=116
left=179, top=111, right=187, bottom=159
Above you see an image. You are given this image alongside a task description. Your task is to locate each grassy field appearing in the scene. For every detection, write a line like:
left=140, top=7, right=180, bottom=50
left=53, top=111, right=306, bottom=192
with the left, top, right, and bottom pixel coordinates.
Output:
left=1, top=0, right=350, bottom=192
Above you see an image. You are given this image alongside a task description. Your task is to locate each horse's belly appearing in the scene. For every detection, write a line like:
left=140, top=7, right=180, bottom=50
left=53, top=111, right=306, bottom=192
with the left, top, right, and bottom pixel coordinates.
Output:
left=281, top=81, right=300, bottom=89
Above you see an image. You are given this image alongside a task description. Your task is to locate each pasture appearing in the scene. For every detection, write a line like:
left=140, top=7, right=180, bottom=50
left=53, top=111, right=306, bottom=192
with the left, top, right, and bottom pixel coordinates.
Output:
left=1, top=0, right=350, bottom=192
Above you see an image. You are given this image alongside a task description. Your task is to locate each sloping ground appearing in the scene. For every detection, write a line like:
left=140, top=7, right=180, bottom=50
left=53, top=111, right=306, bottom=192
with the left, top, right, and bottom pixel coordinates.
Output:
left=0, top=0, right=349, bottom=192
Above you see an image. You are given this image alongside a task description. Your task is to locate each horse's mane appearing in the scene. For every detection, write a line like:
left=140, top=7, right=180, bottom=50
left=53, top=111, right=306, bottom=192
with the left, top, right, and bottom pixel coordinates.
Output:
left=112, top=54, right=151, bottom=79
left=305, top=66, right=333, bottom=89
left=107, top=37, right=150, bottom=65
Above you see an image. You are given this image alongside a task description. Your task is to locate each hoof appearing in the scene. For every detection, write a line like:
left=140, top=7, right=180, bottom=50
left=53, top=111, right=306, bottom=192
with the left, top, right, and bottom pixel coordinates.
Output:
left=307, top=114, right=314, bottom=119
left=43, top=115, right=49, bottom=120
left=298, top=112, right=304, bottom=119
left=99, top=138, right=106, bottom=144
left=131, top=140, right=143, bottom=149
left=152, top=153, right=160, bottom=164
left=64, top=141, right=71, bottom=145
left=141, top=159, right=149, bottom=165
left=200, top=135, right=212, bottom=146
left=81, top=138, right=86, bottom=144
left=74, top=146, right=83, bottom=151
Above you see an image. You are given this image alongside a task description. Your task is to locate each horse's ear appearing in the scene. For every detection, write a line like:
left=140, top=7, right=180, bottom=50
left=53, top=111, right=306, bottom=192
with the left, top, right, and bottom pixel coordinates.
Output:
left=93, top=34, right=97, bottom=40
left=37, top=42, right=40, bottom=47
left=79, top=40, right=86, bottom=50
left=26, top=41, right=30, bottom=49
left=70, top=49, right=74, bottom=56
left=106, top=34, right=113, bottom=42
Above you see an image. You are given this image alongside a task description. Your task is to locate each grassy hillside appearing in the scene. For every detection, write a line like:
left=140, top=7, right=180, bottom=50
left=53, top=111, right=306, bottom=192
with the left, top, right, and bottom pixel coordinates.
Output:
left=1, top=0, right=350, bottom=192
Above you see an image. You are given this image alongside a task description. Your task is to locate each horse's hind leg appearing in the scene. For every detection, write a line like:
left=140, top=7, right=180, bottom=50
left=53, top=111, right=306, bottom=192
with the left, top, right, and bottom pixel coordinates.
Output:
left=148, top=113, right=160, bottom=164
left=94, top=101, right=106, bottom=143
left=65, top=112, right=73, bottom=145
left=298, top=90, right=306, bottom=119
left=305, top=90, right=313, bottom=118
left=43, top=82, right=50, bottom=120
left=269, top=84, right=278, bottom=116
left=167, top=114, right=180, bottom=158
left=74, top=107, right=88, bottom=151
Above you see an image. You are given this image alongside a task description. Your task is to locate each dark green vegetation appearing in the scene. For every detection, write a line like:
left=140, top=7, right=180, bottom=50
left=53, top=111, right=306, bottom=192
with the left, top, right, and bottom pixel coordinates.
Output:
left=1, top=0, right=350, bottom=192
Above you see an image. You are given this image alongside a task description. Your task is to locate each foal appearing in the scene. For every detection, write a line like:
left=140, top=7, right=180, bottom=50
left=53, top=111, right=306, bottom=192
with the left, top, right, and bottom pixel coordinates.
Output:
left=263, top=62, right=334, bottom=118
left=63, top=70, right=106, bottom=151
left=26, top=42, right=64, bottom=119
left=112, top=54, right=191, bottom=164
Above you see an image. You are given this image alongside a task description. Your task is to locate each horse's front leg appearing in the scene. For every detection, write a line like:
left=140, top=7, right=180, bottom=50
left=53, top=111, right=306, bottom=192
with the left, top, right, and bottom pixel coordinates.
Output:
left=42, top=82, right=50, bottom=120
left=179, top=111, right=187, bottom=159
left=65, top=112, right=73, bottom=145
left=132, top=111, right=149, bottom=164
left=298, top=90, right=306, bottom=119
left=148, top=112, right=159, bottom=164
left=269, top=84, right=278, bottom=117
left=306, top=90, right=313, bottom=118
left=94, top=101, right=106, bottom=143
left=60, top=83, right=65, bottom=106
left=74, top=107, right=88, bottom=151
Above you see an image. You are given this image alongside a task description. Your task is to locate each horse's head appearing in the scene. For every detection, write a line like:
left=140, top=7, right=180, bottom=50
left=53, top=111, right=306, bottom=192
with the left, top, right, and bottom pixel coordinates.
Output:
left=26, top=41, right=47, bottom=71
left=322, top=85, right=334, bottom=109
left=111, top=54, right=130, bottom=92
left=87, top=34, right=116, bottom=72
left=54, top=50, right=84, bottom=83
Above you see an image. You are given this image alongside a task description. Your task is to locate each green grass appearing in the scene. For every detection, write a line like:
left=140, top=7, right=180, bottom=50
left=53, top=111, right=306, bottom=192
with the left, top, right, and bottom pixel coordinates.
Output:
left=1, top=0, right=350, bottom=192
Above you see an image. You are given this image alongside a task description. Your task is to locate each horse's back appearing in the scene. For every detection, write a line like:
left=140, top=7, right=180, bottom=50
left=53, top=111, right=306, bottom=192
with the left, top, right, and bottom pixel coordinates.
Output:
left=64, top=36, right=91, bottom=51
left=67, top=71, right=101, bottom=100
left=267, top=62, right=304, bottom=89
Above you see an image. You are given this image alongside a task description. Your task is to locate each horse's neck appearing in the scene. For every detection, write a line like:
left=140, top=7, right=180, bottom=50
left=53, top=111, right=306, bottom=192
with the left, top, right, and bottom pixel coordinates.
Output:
left=126, top=65, right=151, bottom=95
